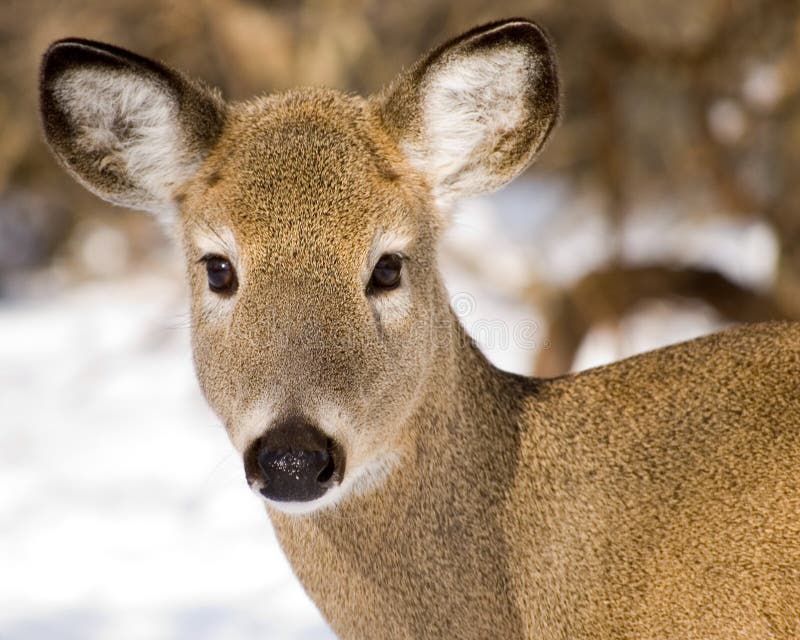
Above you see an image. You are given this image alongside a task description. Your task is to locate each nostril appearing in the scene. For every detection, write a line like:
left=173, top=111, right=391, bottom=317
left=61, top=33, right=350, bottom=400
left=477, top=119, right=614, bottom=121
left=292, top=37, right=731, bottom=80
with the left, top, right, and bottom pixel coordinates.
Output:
left=316, top=449, right=335, bottom=483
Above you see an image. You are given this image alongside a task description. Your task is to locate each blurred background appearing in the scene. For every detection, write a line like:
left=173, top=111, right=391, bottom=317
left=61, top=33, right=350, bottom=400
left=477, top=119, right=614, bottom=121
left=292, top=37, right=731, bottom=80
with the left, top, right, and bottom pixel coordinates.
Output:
left=1, top=0, right=799, bottom=638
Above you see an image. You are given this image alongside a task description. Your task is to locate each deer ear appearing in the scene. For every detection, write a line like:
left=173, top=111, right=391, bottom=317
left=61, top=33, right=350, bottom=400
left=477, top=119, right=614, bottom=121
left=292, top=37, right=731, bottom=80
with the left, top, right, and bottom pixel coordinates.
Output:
left=40, top=38, right=226, bottom=221
left=375, top=19, right=559, bottom=207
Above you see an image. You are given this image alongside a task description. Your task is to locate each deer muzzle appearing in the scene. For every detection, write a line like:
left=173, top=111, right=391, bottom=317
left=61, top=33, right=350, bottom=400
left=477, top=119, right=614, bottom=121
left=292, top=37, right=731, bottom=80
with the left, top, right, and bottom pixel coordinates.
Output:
left=243, top=416, right=345, bottom=503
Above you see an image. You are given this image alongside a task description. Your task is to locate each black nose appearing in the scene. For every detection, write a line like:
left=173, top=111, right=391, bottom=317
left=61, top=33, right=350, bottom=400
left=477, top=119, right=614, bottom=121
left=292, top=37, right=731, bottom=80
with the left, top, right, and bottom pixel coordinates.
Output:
left=244, top=416, right=342, bottom=503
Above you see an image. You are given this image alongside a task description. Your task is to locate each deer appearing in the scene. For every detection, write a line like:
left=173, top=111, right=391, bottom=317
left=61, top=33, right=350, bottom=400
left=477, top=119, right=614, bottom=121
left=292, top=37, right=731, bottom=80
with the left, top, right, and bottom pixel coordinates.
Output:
left=39, top=17, right=800, bottom=640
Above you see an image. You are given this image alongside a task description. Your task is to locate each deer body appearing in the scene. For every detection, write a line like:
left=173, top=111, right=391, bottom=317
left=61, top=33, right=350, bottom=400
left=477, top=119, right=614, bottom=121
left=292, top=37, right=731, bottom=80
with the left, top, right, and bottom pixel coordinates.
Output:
left=40, top=19, right=800, bottom=639
left=276, top=321, right=800, bottom=639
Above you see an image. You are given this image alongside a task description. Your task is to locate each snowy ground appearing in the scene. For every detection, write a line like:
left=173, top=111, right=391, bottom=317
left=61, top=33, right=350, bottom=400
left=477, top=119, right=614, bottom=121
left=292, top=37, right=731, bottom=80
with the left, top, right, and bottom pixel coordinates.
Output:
left=0, top=181, right=775, bottom=639
left=0, top=272, right=337, bottom=640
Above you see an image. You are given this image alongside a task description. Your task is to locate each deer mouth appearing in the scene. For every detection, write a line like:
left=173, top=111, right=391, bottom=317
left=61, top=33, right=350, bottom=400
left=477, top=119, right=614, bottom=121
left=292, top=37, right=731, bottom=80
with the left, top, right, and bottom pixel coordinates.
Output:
left=243, top=418, right=346, bottom=504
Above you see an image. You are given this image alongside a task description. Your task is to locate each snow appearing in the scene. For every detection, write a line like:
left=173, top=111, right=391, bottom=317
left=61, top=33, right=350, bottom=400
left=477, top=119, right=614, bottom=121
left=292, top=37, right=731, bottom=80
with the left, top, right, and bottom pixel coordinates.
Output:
left=0, top=273, right=335, bottom=640
left=0, top=180, right=776, bottom=639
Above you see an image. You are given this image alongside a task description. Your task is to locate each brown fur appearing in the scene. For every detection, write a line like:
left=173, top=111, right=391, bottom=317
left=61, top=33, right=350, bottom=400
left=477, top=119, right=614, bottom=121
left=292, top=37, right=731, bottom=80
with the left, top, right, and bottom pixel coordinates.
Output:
left=40, top=19, right=800, bottom=640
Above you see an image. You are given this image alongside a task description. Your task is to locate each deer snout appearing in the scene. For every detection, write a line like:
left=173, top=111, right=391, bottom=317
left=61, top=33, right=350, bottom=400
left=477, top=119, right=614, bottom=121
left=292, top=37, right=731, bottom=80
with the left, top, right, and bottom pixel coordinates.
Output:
left=244, top=416, right=344, bottom=503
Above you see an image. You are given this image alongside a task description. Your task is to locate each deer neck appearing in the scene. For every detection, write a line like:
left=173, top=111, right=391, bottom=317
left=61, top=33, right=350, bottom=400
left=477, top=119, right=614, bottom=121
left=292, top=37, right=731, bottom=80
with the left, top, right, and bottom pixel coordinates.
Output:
left=269, top=310, right=531, bottom=637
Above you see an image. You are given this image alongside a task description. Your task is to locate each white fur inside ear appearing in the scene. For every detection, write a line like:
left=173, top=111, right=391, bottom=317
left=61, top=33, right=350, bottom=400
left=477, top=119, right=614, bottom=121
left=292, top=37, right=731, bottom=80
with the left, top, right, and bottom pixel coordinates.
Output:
left=53, top=68, right=200, bottom=219
left=406, top=46, right=530, bottom=206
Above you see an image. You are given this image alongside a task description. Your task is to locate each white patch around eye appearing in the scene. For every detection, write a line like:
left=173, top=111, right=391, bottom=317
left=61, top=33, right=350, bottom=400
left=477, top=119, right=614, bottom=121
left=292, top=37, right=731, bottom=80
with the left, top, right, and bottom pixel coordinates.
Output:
left=405, top=43, right=530, bottom=206
left=371, top=286, right=412, bottom=326
left=366, top=228, right=412, bottom=268
left=193, top=225, right=240, bottom=320
left=53, top=68, right=201, bottom=220
left=365, top=229, right=414, bottom=325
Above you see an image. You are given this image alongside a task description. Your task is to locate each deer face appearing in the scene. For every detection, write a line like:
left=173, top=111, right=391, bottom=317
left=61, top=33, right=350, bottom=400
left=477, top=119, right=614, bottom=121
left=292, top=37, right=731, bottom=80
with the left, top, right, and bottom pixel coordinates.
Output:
left=181, top=93, right=444, bottom=512
left=39, top=20, right=558, bottom=514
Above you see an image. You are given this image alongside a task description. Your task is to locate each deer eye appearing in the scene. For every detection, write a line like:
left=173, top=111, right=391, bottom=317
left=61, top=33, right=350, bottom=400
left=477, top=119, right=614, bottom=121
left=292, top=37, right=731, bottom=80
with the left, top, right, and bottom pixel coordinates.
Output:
left=369, top=253, right=403, bottom=292
left=201, top=254, right=238, bottom=294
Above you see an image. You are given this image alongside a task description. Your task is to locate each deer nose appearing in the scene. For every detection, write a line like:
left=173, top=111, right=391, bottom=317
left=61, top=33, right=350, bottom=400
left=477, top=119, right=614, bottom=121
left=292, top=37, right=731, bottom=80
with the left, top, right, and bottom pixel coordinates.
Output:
left=244, top=416, right=342, bottom=503
left=256, top=447, right=333, bottom=501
